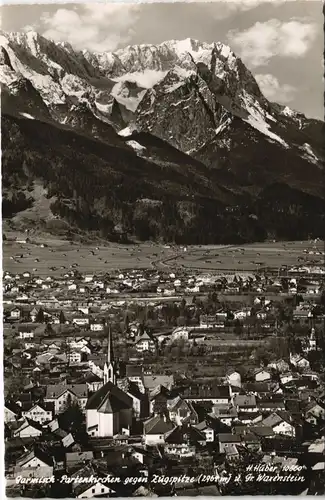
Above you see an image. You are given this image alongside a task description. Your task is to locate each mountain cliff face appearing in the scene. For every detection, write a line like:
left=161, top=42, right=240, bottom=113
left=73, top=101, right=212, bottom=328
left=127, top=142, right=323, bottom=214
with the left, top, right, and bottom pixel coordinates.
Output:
left=1, top=30, right=324, bottom=243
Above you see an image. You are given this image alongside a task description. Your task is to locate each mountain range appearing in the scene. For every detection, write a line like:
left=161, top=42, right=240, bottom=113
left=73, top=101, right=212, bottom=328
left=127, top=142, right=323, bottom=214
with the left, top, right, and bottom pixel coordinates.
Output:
left=1, top=30, right=324, bottom=243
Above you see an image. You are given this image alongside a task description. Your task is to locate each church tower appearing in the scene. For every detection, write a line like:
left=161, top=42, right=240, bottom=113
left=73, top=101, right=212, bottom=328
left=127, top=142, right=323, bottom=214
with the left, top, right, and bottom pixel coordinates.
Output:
left=308, top=327, right=317, bottom=352
left=103, top=325, right=116, bottom=384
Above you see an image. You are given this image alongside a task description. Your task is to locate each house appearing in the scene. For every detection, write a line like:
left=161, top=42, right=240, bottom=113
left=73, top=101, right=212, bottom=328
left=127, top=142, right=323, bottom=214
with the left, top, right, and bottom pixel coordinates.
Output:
left=194, top=420, right=214, bottom=442
left=280, top=372, right=294, bottom=385
left=227, top=371, right=242, bottom=388
left=44, top=384, right=88, bottom=414
left=258, top=399, right=286, bottom=413
left=80, top=344, right=92, bottom=355
left=90, top=321, right=104, bottom=332
left=164, top=426, right=197, bottom=457
left=210, top=405, right=238, bottom=426
left=290, top=354, right=311, bottom=371
left=250, top=426, right=275, bottom=439
left=254, top=368, right=272, bottom=382
left=293, top=307, right=313, bottom=320
left=68, top=351, right=83, bottom=364
left=143, top=375, right=174, bottom=392
left=84, top=373, right=104, bottom=393
left=218, top=433, right=242, bottom=454
left=308, top=437, right=325, bottom=454
left=43, top=310, right=60, bottom=324
left=125, top=364, right=143, bottom=385
left=168, top=396, right=198, bottom=426
left=24, top=341, right=35, bottom=350
left=261, top=411, right=296, bottom=437
left=72, top=315, right=89, bottom=326
left=238, top=411, right=263, bottom=425
left=243, top=382, right=270, bottom=397
left=4, top=401, right=21, bottom=423
left=85, top=381, right=133, bottom=437
left=71, top=465, right=116, bottom=499
left=134, top=331, right=156, bottom=353
left=143, top=414, right=175, bottom=445
left=233, top=309, right=251, bottom=320
left=233, top=394, right=257, bottom=412
left=67, top=338, right=89, bottom=350
left=304, top=401, right=325, bottom=424
left=181, top=385, right=231, bottom=404
left=171, top=326, right=190, bottom=342
left=14, top=448, right=53, bottom=479
left=13, top=418, right=43, bottom=438
left=224, top=443, right=240, bottom=461
left=9, top=307, right=21, bottom=320
left=18, top=327, right=35, bottom=339
left=22, top=403, right=54, bottom=424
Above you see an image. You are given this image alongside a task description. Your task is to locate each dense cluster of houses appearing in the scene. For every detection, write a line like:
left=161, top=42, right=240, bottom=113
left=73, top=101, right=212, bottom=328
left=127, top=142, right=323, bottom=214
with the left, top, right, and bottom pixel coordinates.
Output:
left=3, top=257, right=325, bottom=497
left=4, top=317, right=325, bottom=497
left=3, top=266, right=324, bottom=305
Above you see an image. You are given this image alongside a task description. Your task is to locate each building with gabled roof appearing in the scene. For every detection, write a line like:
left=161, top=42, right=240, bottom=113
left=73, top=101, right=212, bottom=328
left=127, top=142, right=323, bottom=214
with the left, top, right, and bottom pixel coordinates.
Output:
left=44, top=384, right=88, bottom=414
left=262, top=411, right=296, bottom=437
left=4, top=401, right=21, bottom=423
left=85, top=381, right=133, bottom=438
left=14, top=447, right=53, bottom=479
left=143, top=414, right=175, bottom=445
left=21, top=402, right=54, bottom=424
left=13, top=418, right=43, bottom=438
left=71, top=464, right=116, bottom=499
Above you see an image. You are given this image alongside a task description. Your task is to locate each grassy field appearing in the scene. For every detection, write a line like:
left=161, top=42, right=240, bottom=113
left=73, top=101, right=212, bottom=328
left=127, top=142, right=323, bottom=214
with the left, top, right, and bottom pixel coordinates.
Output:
left=2, top=235, right=179, bottom=276
left=166, top=240, right=324, bottom=272
left=2, top=232, right=324, bottom=276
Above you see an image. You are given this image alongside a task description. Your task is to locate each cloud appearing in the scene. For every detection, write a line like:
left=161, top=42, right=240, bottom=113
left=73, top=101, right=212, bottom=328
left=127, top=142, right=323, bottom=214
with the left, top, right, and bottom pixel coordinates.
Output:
left=41, top=4, right=139, bottom=52
left=228, top=19, right=317, bottom=67
left=114, top=70, right=168, bottom=88
left=255, top=73, right=296, bottom=102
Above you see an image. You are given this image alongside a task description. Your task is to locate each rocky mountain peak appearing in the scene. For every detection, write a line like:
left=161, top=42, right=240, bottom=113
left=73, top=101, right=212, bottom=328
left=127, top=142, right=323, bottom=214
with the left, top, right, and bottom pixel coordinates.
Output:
left=0, top=30, right=323, bottom=170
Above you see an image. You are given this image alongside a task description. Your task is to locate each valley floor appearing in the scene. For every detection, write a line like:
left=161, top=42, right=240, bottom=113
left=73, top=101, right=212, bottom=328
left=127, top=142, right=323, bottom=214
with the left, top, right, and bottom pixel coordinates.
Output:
left=3, top=233, right=324, bottom=276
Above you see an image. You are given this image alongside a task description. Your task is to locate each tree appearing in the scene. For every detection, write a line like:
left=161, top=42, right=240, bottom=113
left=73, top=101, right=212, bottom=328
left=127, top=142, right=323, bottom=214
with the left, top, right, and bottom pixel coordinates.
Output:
left=45, top=323, right=53, bottom=335
left=59, top=310, right=66, bottom=324
left=234, top=319, right=243, bottom=335
left=35, top=307, right=44, bottom=323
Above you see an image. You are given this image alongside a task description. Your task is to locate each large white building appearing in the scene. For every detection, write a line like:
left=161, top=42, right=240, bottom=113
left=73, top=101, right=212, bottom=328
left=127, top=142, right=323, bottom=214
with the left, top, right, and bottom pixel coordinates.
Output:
left=85, top=325, right=133, bottom=437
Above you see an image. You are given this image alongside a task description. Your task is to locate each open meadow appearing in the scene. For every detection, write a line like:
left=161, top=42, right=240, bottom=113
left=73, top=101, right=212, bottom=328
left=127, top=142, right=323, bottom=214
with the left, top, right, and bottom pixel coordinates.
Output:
left=166, top=240, right=324, bottom=272
left=2, top=232, right=324, bottom=276
left=2, top=236, right=177, bottom=276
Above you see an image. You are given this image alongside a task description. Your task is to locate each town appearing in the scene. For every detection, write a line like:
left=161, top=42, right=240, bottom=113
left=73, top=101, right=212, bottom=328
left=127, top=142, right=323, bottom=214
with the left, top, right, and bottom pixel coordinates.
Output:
left=3, top=240, right=325, bottom=498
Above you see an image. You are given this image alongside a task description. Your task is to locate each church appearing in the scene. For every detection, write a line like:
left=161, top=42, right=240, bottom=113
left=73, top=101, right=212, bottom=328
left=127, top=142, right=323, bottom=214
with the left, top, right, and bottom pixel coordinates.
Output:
left=85, top=326, right=133, bottom=437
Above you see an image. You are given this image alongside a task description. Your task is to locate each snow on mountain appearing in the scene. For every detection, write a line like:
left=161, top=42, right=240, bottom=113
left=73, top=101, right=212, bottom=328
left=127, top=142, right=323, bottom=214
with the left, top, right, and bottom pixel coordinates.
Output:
left=299, top=143, right=320, bottom=165
left=20, top=112, right=35, bottom=119
left=125, top=140, right=146, bottom=154
left=240, top=91, right=289, bottom=148
left=118, top=124, right=138, bottom=137
left=1, top=29, right=323, bottom=170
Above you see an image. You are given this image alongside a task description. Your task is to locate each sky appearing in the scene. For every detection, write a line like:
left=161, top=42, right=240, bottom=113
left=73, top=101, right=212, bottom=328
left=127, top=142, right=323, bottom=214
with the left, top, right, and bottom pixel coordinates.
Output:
left=0, top=0, right=323, bottom=119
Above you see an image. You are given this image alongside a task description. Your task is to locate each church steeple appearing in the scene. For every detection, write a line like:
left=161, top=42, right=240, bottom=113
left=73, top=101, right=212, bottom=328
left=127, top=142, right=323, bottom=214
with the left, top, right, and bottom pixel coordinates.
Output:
left=103, top=324, right=116, bottom=384
left=107, top=324, right=114, bottom=365
left=308, top=327, right=317, bottom=351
